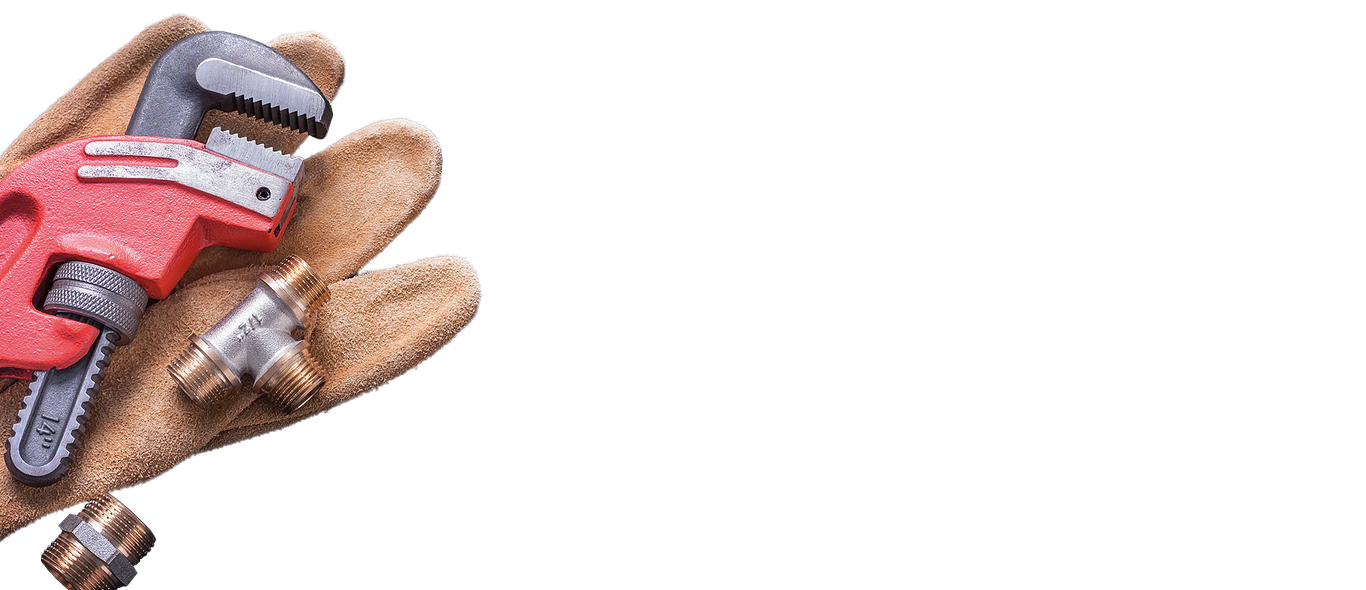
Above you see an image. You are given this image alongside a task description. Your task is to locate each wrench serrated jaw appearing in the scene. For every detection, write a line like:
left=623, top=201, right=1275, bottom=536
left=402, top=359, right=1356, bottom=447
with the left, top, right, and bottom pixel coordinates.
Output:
left=196, top=58, right=332, bottom=138
left=205, top=127, right=305, bottom=184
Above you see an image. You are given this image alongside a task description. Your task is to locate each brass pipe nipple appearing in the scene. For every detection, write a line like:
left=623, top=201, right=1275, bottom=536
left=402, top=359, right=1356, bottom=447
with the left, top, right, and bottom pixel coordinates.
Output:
left=42, top=494, right=155, bottom=590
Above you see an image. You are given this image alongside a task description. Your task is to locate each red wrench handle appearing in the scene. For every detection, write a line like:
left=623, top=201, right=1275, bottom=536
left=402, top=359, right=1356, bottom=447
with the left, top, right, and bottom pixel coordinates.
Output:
left=0, top=136, right=297, bottom=371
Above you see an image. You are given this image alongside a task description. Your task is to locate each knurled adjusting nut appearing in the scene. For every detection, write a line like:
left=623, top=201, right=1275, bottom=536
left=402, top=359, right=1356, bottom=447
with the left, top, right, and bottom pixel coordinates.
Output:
left=58, top=514, right=138, bottom=585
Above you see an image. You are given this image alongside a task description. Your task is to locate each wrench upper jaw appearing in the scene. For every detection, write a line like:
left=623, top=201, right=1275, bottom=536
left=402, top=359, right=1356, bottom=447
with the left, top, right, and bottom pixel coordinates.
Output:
left=126, top=30, right=333, bottom=141
left=198, top=58, right=332, bottom=139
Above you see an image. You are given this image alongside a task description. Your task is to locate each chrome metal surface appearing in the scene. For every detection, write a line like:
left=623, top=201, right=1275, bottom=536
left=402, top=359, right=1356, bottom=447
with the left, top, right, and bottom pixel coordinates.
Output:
left=204, top=127, right=304, bottom=184
left=79, top=140, right=291, bottom=218
left=170, top=257, right=329, bottom=413
left=196, top=57, right=330, bottom=136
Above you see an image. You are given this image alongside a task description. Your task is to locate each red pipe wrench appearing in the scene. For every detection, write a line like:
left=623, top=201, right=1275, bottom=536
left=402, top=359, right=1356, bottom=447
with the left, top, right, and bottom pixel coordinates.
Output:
left=2, top=30, right=332, bottom=486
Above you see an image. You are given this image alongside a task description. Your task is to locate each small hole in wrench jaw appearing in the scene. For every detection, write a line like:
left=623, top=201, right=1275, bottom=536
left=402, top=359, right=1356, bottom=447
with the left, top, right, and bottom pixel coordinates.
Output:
left=256, top=187, right=271, bottom=201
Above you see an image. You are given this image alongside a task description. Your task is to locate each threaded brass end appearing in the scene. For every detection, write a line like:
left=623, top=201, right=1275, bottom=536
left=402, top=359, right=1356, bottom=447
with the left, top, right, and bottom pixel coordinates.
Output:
left=168, top=337, right=235, bottom=406
left=41, top=497, right=155, bottom=590
left=256, top=345, right=324, bottom=414
left=78, top=494, right=155, bottom=565
left=42, top=532, right=120, bottom=590
left=262, top=256, right=330, bottom=321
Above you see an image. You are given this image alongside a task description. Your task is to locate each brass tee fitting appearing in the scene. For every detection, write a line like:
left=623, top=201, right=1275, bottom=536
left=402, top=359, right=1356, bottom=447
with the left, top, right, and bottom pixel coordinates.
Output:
left=168, top=256, right=330, bottom=413
left=42, top=494, right=155, bottom=590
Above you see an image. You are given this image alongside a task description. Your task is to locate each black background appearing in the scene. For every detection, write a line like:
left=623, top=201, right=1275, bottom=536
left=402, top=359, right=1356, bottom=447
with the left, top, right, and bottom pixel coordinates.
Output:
left=1, top=10, right=516, bottom=590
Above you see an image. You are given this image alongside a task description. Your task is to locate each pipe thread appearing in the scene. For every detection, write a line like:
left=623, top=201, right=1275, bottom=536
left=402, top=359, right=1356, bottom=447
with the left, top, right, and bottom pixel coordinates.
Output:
left=42, top=494, right=153, bottom=589
left=41, top=532, right=120, bottom=590
left=257, top=346, right=324, bottom=414
left=263, top=256, right=330, bottom=318
left=168, top=342, right=232, bottom=406
left=79, top=494, right=156, bottom=565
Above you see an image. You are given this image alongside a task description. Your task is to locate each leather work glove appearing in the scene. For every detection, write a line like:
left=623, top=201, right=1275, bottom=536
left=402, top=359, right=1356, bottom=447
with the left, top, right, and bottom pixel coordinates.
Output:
left=0, top=15, right=480, bottom=540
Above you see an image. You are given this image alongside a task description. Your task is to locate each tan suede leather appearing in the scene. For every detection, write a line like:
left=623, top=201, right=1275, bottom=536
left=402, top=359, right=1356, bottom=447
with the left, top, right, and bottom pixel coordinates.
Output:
left=0, top=15, right=480, bottom=540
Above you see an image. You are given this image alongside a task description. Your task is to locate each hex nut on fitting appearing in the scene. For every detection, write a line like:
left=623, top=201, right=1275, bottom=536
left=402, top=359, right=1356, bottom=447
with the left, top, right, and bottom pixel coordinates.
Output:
left=41, top=494, right=155, bottom=590
left=168, top=256, right=330, bottom=413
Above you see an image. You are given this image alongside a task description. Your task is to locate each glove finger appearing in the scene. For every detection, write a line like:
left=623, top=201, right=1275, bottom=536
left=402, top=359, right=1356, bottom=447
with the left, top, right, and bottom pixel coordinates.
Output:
left=204, top=256, right=480, bottom=448
left=0, top=15, right=208, bottom=179
left=179, top=119, right=443, bottom=286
